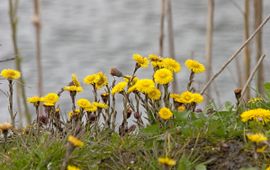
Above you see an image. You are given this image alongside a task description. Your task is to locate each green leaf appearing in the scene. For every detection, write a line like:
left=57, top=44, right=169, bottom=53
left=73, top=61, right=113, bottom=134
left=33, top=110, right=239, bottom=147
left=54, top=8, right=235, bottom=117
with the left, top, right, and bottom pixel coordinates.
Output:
left=264, top=82, right=270, bottom=99
left=195, top=164, right=207, bottom=170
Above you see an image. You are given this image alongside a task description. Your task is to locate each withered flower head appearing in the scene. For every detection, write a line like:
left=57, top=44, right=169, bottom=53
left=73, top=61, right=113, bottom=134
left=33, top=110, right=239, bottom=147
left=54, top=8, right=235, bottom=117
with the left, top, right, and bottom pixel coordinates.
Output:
left=110, top=68, right=123, bottom=77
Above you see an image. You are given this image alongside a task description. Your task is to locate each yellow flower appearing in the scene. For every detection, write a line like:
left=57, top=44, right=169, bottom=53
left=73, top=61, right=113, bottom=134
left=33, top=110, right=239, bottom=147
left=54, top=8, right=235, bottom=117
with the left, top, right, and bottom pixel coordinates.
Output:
left=77, top=98, right=91, bottom=109
left=147, top=88, right=161, bottom=100
left=177, top=105, right=186, bottom=112
left=27, top=96, right=41, bottom=104
left=84, top=74, right=97, bottom=85
left=185, top=59, right=205, bottom=73
left=93, top=102, right=108, bottom=109
left=158, top=107, right=173, bottom=120
left=192, top=93, right=204, bottom=103
left=0, top=69, right=21, bottom=80
left=68, top=135, right=84, bottom=147
left=240, top=108, right=270, bottom=123
left=158, top=156, right=176, bottom=166
left=63, top=86, right=83, bottom=92
left=133, top=53, right=149, bottom=68
left=154, top=68, right=173, bottom=84
left=136, top=79, right=155, bottom=93
left=149, top=54, right=163, bottom=68
left=266, top=165, right=270, bottom=170
left=95, top=72, right=108, bottom=89
left=111, top=81, right=127, bottom=95
left=246, top=133, right=268, bottom=143
left=41, top=93, right=59, bottom=106
left=68, top=109, right=80, bottom=120
left=248, top=97, right=263, bottom=104
left=127, top=84, right=138, bottom=93
left=161, top=58, right=181, bottom=73
left=0, top=122, right=12, bottom=132
left=71, top=74, right=81, bottom=87
left=170, top=93, right=181, bottom=102
left=256, top=145, right=267, bottom=153
left=67, top=165, right=80, bottom=170
left=85, top=104, right=98, bottom=112
left=179, top=91, right=194, bottom=104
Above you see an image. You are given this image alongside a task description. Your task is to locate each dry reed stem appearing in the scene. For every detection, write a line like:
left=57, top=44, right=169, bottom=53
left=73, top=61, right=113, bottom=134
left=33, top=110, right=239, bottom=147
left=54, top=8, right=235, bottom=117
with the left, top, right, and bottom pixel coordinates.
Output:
left=254, top=0, right=264, bottom=93
left=240, top=54, right=266, bottom=102
left=205, top=0, right=215, bottom=102
left=166, top=0, right=177, bottom=92
left=243, top=0, right=251, bottom=99
left=33, top=0, right=44, bottom=96
left=200, top=14, right=270, bottom=95
left=8, top=0, right=31, bottom=124
left=159, top=0, right=166, bottom=57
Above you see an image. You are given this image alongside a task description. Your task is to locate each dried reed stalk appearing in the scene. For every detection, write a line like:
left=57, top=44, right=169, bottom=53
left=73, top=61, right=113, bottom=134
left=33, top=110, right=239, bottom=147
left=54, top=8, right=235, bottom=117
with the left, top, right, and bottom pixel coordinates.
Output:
left=205, top=0, right=214, bottom=102
left=159, top=0, right=166, bottom=57
left=200, top=14, right=270, bottom=95
left=33, top=0, right=43, bottom=96
left=8, top=0, right=31, bottom=124
left=254, top=0, right=264, bottom=93
left=243, top=0, right=251, bottom=99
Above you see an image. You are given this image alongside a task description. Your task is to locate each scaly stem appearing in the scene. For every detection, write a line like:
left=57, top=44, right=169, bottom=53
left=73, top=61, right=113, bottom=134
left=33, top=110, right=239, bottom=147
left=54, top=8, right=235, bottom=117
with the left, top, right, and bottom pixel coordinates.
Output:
left=8, top=80, right=15, bottom=126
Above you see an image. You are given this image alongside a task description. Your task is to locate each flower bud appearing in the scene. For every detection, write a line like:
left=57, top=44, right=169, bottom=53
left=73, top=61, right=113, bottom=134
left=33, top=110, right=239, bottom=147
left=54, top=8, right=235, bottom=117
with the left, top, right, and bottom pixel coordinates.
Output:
left=110, top=68, right=123, bottom=77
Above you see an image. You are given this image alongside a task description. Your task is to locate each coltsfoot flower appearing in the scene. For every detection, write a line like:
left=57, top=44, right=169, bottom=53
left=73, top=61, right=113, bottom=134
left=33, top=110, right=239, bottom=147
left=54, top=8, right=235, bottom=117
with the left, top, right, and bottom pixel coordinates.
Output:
left=77, top=98, right=91, bottom=109
left=158, top=156, right=176, bottom=166
left=158, top=107, right=173, bottom=120
left=27, top=96, right=41, bottom=107
left=85, top=104, right=98, bottom=112
left=93, top=102, right=108, bottom=109
left=0, top=122, right=12, bottom=132
left=68, top=135, right=84, bottom=148
left=154, top=68, right=173, bottom=85
left=147, top=88, right=161, bottom=100
left=41, top=93, right=59, bottom=106
left=149, top=54, right=163, bottom=68
left=68, top=109, right=80, bottom=120
left=240, top=108, right=270, bottom=123
left=63, top=85, right=83, bottom=92
left=67, top=165, right=80, bottom=170
left=248, top=97, right=263, bottom=104
left=111, top=81, right=127, bottom=95
left=95, top=72, right=108, bottom=89
left=246, top=133, right=268, bottom=143
left=185, top=59, right=205, bottom=73
left=177, top=105, right=186, bottom=112
left=136, top=79, right=155, bottom=93
left=179, top=91, right=194, bottom=104
left=71, top=73, right=81, bottom=87
left=0, top=69, right=21, bottom=80
left=161, top=58, right=181, bottom=73
left=133, top=53, right=149, bottom=68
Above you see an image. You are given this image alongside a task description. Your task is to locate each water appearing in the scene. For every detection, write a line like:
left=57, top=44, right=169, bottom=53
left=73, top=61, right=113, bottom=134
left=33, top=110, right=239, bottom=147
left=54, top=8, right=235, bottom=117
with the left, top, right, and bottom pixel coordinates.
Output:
left=0, top=0, right=270, bottom=122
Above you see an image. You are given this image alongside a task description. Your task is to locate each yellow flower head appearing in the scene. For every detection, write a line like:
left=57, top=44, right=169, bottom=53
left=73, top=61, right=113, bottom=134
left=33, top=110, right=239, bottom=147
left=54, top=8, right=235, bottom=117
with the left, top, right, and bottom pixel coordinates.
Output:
left=248, top=97, right=263, bottom=104
left=0, top=122, right=12, bottom=132
left=256, top=145, right=267, bottom=153
left=95, top=72, right=108, bottom=89
left=27, top=96, right=41, bottom=104
left=240, top=108, right=270, bottom=123
left=149, top=54, right=163, bottom=68
left=147, top=88, right=161, bottom=100
left=68, top=135, right=84, bottom=148
left=67, top=165, right=80, bottom=170
left=41, top=93, right=59, bottom=106
left=192, top=93, right=204, bottom=103
left=68, top=109, right=80, bottom=120
left=133, top=53, right=149, bottom=68
left=179, top=91, right=194, bottom=104
left=185, top=59, right=205, bottom=73
left=0, top=69, right=21, bottom=80
left=63, top=86, right=83, bottom=92
left=267, top=166, right=270, bottom=170
left=77, top=98, right=91, bottom=109
left=136, top=79, right=155, bottom=93
left=246, top=133, right=268, bottom=143
left=111, top=81, right=127, bottom=95
left=84, top=74, right=97, bottom=85
left=170, top=93, right=181, bottom=102
left=161, top=58, right=181, bottom=73
left=154, top=68, right=173, bottom=84
left=158, top=156, right=176, bottom=166
left=127, top=84, right=138, bottom=93
left=85, top=104, right=98, bottom=112
left=71, top=73, right=81, bottom=87
left=93, top=102, right=108, bottom=109
left=177, top=105, right=186, bottom=112
left=158, top=107, right=173, bottom=120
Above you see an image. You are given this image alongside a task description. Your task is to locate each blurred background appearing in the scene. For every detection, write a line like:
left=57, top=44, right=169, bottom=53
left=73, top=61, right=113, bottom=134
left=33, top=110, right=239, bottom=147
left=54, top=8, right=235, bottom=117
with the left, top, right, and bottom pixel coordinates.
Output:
left=0, top=0, right=269, bottom=122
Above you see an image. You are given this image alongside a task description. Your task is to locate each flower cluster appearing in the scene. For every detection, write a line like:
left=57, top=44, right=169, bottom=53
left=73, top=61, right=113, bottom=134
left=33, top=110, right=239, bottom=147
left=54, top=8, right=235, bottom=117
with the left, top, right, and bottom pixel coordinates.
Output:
left=240, top=108, right=270, bottom=123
